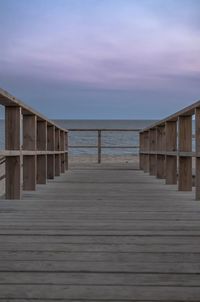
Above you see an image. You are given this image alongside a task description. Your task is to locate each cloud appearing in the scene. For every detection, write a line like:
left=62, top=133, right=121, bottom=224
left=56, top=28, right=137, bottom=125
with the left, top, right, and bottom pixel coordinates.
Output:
left=0, top=0, right=200, bottom=118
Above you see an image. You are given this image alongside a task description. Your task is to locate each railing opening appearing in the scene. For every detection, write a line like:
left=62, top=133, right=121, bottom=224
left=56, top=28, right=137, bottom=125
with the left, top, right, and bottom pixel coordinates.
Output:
left=67, top=129, right=140, bottom=164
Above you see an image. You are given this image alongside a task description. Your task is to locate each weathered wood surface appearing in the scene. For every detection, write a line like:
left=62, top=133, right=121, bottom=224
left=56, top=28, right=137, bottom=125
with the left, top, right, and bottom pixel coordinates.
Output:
left=0, top=162, right=200, bottom=300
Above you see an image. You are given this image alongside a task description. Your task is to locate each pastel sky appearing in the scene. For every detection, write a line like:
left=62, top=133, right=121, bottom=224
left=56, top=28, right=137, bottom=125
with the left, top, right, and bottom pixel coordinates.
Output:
left=0, top=0, right=200, bottom=119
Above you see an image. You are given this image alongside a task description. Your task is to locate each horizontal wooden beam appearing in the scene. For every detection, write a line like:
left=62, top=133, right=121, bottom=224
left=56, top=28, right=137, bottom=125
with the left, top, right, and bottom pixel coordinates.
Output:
left=140, top=151, right=196, bottom=157
left=68, top=128, right=141, bottom=132
left=69, top=145, right=139, bottom=149
left=0, top=150, right=68, bottom=156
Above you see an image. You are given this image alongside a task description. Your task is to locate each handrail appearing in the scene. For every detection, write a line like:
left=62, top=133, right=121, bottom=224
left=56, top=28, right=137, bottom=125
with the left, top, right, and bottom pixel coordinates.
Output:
left=68, top=129, right=140, bottom=163
left=0, top=88, right=69, bottom=199
left=139, top=100, right=200, bottom=200
left=69, top=128, right=141, bottom=131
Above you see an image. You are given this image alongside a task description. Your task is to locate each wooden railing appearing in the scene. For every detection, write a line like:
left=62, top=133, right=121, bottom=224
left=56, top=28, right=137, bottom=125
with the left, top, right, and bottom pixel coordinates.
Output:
left=139, top=100, right=200, bottom=200
left=0, top=88, right=68, bottom=199
left=68, top=129, right=140, bottom=163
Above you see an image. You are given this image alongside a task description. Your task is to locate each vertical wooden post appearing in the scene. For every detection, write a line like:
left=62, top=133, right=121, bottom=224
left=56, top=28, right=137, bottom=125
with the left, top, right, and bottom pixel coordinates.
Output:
left=143, top=131, right=149, bottom=172
left=149, top=128, right=156, bottom=175
left=178, top=115, right=192, bottom=191
left=23, top=114, right=37, bottom=190
left=165, top=121, right=177, bottom=184
left=156, top=125, right=165, bottom=179
left=195, top=108, right=200, bottom=199
left=55, top=128, right=61, bottom=176
left=37, top=120, right=47, bottom=184
left=139, top=132, right=144, bottom=170
left=65, top=131, right=68, bottom=170
left=5, top=106, right=22, bottom=199
left=47, top=125, right=55, bottom=179
left=60, top=130, right=65, bottom=173
left=98, top=130, right=101, bottom=164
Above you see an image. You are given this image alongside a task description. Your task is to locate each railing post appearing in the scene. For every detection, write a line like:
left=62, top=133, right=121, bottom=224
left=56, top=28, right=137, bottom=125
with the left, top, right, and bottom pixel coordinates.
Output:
left=143, top=131, right=149, bottom=172
left=47, top=125, right=55, bottom=179
left=55, top=128, right=61, bottom=176
left=195, top=108, right=200, bottom=200
left=139, top=132, right=144, bottom=170
left=60, top=130, right=65, bottom=173
left=156, top=125, right=165, bottom=179
left=149, top=128, right=156, bottom=175
left=178, top=115, right=192, bottom=191
left=23, top=114, right=37, bottom=190
left=5, top=106, right=22, bottom=199
left=98, top=130, right=101, bottom=164
left=65, top=131, right=68, bottom=170
left=165, top=121, right=177, bottom=184
left=37, top=120, right=47, bottom=184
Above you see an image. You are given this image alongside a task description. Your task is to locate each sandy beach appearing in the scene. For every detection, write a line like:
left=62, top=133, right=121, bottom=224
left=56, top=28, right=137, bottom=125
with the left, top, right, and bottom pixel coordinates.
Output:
left=69, top=154, right=139, bottom=165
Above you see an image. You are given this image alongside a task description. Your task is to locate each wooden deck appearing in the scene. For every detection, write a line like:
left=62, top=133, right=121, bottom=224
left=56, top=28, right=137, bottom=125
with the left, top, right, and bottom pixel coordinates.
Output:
left=0, top=162, right=200, bottom=301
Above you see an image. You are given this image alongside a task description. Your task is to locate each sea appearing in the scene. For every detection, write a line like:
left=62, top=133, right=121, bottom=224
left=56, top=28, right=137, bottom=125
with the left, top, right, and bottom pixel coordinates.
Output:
left=0, top=119, right=155, bottom=156
left=55, top=120, right=156, bottom=156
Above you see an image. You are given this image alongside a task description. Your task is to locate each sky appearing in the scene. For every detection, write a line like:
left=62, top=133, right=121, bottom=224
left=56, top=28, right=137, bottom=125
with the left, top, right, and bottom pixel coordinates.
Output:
left=0, top=0, right=200, bottom=119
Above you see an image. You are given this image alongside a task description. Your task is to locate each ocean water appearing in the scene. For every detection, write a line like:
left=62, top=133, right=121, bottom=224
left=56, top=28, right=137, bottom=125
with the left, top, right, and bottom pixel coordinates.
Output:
left=54, top=120, right=156, bottom=156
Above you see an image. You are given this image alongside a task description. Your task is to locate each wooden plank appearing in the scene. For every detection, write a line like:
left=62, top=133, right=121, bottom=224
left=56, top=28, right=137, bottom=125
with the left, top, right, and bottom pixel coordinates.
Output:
left=60, top=131, right=65, bottom=173
left=23, top=155, right=37, bottom=191
left=5, top=106, right=21, bottom=150
left=178, top=116, right=192, bottom=191
left=143, top=131, right=149, bottom=172
left=54, top=154, right=60, bottom=176
left=165, top=121, right=177, bottom=184
left=69, top=128, right=140, bottom=132
left=1, top=284, right=200, bottom=300
left=65, top=132, right=68, bottom=170
left=0, top=258, right=199, bottom=273
left=37, top=155, right=47, bottom=184
left=139, top=132, right=144, bottom=170
left=5, top=156, right=21, bottom=199
left=23, top=115, right=37, bottom=191
left=0, top=272, right=200, bottom=286
left=47, top=154, right=55, bottom=179
left=47, top=125, right=55, bottom=179
left=149, top=128, right=156, bottom=175
left=156, top=126, right=165, bottom=179
left=0, top=150, right=65, bottom=156
left=37, top=121, right=47, bottom=184
left=98, top=130, right=102, bottom=164
left=23, top=115, right=37, bottom=150
left=37, top=120, right=47, bottom=150
left=55, top=128, right=61, bottom=176
left=195, top=108, right=200, bottom=200
left=5, top=106, right=22, bottom=199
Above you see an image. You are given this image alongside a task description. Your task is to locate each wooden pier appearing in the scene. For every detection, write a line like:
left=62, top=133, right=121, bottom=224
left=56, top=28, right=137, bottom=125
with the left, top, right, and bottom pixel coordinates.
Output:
left=0, top=162, right=200, bottom=300
left=0, top=88, right=200, bottom=300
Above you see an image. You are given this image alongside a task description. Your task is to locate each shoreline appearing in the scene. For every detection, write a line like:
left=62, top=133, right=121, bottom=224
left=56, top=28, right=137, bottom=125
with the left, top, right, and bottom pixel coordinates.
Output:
left=68, top=154, right=139, bottom=163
